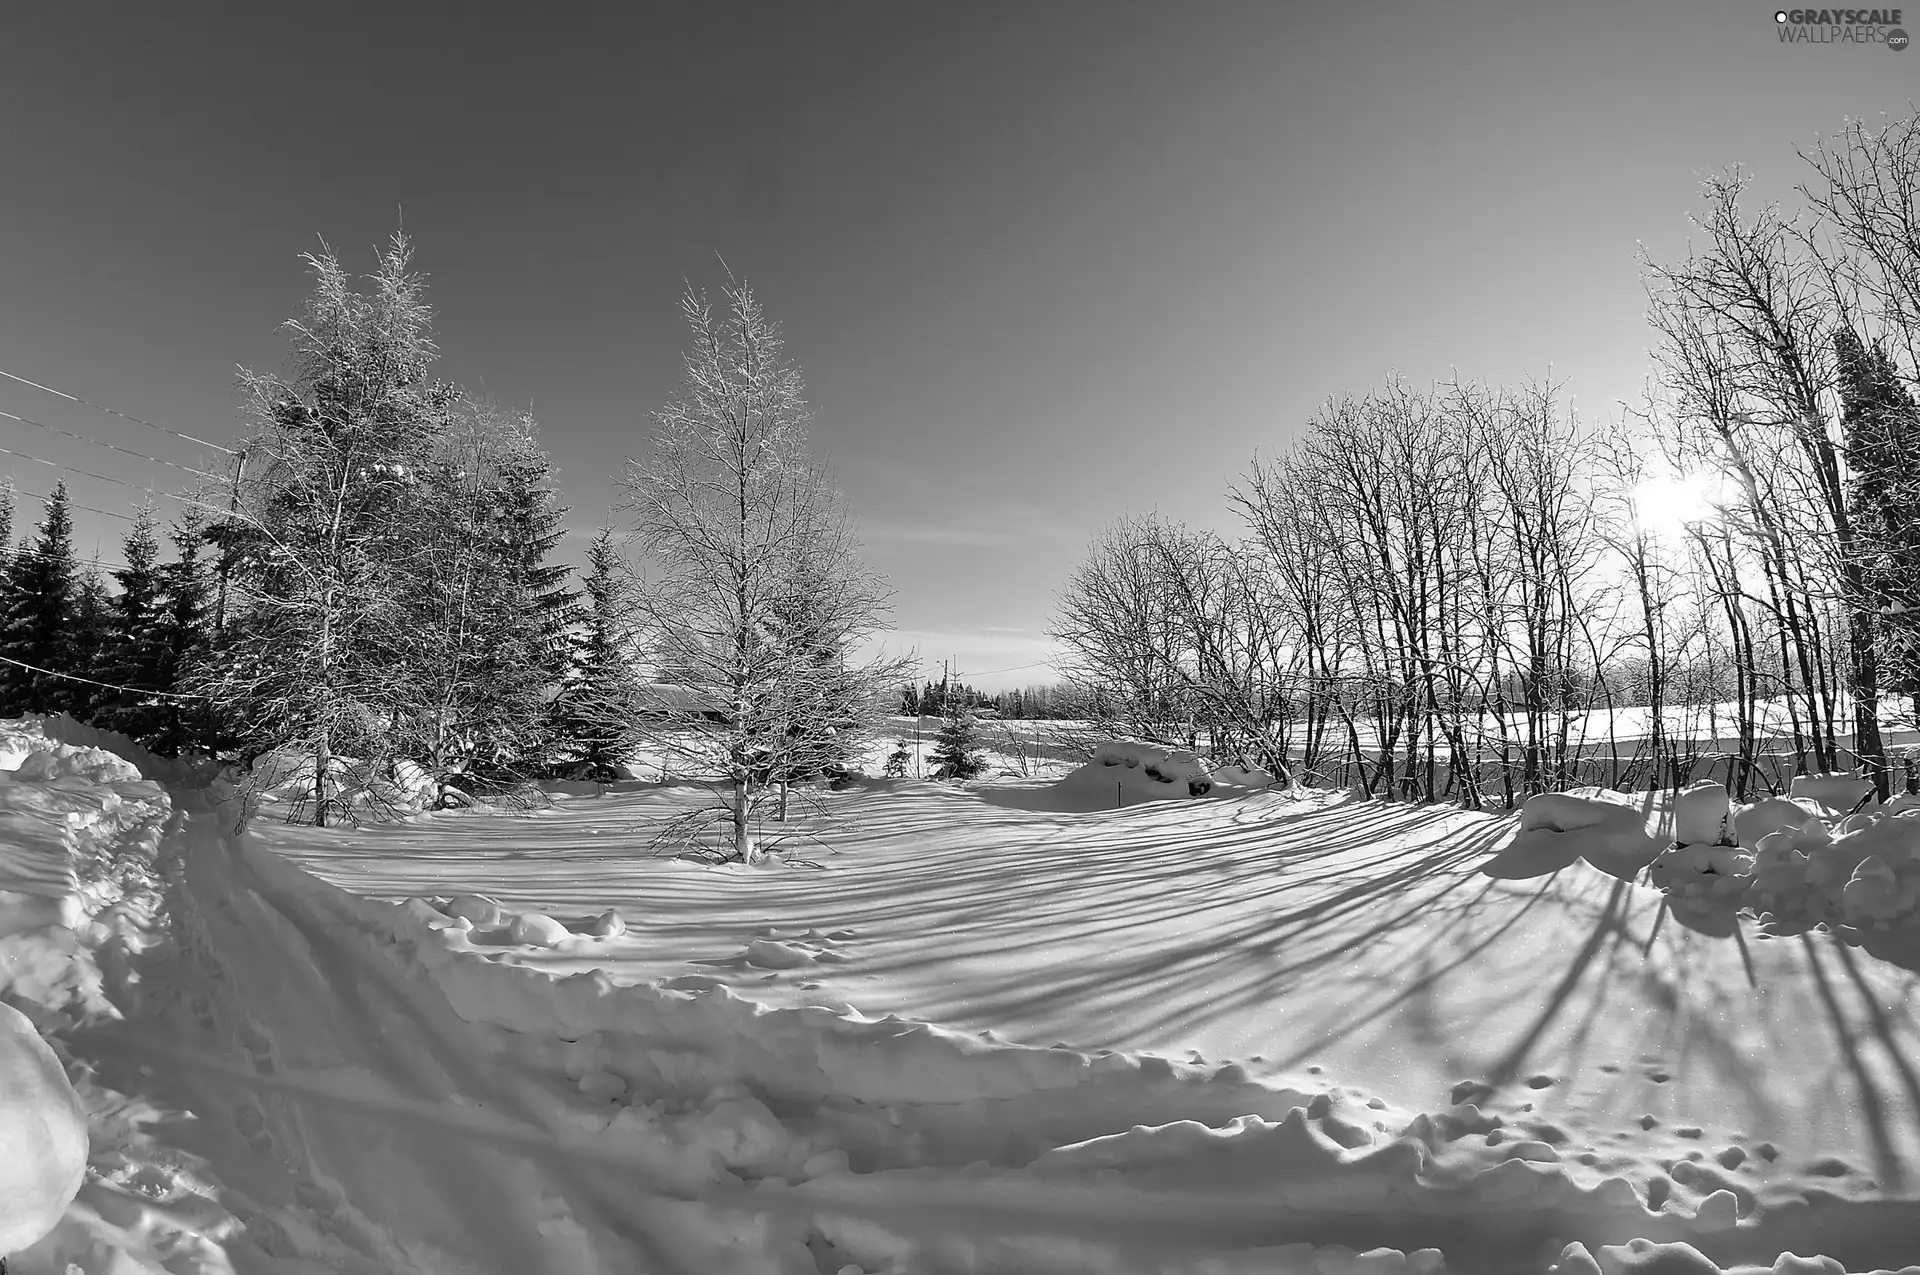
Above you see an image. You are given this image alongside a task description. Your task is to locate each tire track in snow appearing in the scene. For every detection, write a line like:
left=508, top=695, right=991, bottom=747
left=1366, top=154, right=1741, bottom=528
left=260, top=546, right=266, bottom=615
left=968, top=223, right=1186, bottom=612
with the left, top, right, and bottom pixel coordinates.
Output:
left=98, top=808, right=702, bottom=1274
left=218, top=830, right=725, bottom=1274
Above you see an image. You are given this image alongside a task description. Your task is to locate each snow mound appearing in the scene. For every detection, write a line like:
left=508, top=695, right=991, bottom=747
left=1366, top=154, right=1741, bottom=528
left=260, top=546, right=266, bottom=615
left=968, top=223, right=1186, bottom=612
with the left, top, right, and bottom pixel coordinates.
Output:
left=507, top=912, right=569, bottom=948
left=1675, top=782, right=1733, bottom=846
left=1486, top=791, right=1661, bottom=881
left=1093, top=740, right=1214, bottom=793
left=1648, top=793, right=1920, bottom=934
left=1789, top=772, right=1875, bottom=816
left=0, top=723, right=171, bottom=1016
left=0, top=1000, right=88, bottom=1259
left=1734, top=796, right=1829, bottom=851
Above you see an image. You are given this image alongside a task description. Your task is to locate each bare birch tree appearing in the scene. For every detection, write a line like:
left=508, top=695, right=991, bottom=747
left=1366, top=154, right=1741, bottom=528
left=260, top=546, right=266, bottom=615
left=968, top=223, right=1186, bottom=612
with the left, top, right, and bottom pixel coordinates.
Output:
left=621, top=281, right=907, bottom=864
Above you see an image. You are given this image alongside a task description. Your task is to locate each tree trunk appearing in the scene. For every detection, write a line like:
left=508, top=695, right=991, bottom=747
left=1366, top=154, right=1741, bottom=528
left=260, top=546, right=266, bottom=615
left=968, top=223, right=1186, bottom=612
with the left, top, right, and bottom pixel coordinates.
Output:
left=1849, top=603, right=1889, bottom=798
left=733, top=777, right=754, bottom=862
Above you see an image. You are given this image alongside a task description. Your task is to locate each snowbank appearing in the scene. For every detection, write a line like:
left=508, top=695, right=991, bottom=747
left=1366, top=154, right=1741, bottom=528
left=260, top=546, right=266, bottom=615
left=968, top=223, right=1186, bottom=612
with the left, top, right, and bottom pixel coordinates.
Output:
left=6, top=717, right=1917, bottom=1274
left=984, top=740, right=1284, bottom=813
left=0, top=720, right=172, bottom=1019
left=1485, top=790, right=1662, bottom=882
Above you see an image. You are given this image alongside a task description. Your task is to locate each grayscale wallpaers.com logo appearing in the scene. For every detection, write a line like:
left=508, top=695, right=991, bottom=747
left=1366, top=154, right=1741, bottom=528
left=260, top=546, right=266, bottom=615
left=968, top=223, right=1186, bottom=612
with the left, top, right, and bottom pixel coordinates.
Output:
left=1776, top=7, right=1909, bottom=46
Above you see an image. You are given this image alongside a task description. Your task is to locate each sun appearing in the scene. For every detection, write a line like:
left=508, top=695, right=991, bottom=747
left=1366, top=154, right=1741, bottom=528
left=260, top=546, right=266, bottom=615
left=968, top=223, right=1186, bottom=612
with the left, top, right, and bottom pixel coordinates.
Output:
left=1629, top=469, right=1723, bottom=542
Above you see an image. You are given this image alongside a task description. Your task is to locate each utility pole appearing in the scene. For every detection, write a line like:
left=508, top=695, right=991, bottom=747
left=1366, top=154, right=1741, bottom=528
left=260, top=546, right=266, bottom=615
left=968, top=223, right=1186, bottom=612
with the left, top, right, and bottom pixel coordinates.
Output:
left=212, top=446, right=248, bottom=638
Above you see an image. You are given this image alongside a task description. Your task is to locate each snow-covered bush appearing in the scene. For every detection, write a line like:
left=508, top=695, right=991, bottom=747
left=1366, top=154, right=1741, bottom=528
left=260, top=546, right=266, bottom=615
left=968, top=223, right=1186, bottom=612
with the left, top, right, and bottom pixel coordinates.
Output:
left=1091, top=741, right=1213, bottom=795
left=1645, top=790, right=1920, bottom=932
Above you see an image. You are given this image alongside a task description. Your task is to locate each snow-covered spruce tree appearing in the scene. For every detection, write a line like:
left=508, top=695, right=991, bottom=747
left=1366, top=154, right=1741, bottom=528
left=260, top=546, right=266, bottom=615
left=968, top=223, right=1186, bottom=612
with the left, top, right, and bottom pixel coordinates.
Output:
left=196, top=233, right=457, bottom=825
left=151, top=519, right=214, bottom=756
left=0, top=477, right=13, bottom=578
left=487, top=409, right=580, bottom=685
left=93, top=506, right=170, bottom=740
left=621, top=281, right=908, bottom=863
left=550, top=528, right=645, bottom=781
left=391, top=400, right=561, bottom=805
left=760, top=541, right=902, bottom=817
left=1837, top=329, right=1920, bottom=710
left=928, top=686, right=988, bottom=781
left=0, top=482, right=77, bottom=717
left=60, top=565, right=111, bottom=721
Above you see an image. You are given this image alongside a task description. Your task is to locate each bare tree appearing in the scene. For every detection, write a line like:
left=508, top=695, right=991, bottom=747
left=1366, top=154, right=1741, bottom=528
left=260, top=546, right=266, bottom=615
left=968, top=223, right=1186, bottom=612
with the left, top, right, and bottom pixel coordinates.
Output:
left=621, top=281, right=907, bottom=864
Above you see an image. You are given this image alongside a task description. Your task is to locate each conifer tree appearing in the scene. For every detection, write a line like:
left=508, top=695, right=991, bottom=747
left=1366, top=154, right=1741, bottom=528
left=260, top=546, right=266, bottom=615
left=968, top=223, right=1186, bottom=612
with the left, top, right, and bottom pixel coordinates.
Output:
left=60, top=563, right=112, bottom=721
left=152, top=520, right=214, bottom=755
left=196, top=232, right=456, bottom=824
left=1838, top=328, right=1920, bottom=703
left=488, top=411, right=579, bottom=682
left=551, top=528, right=644, bottom=780
left=928, top=666, right=987, bottom=780
left=0, top=482, right=77, bottom=716
left=0, top=478, right=13, bottom=578
left=396, top=401, right=560, bottom=800
left=95, top=507, right=170, bottom=739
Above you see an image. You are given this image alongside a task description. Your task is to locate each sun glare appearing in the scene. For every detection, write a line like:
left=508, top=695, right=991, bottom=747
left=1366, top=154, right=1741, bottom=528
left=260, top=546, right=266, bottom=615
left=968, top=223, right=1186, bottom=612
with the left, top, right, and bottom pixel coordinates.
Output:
left=1629, top=469, right=1722, bottom=542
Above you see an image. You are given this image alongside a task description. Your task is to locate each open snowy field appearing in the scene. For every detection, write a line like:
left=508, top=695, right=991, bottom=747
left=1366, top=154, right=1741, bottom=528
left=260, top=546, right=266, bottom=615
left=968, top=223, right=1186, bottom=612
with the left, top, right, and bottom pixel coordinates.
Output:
left=8, top=716, right=1920, bottom=1274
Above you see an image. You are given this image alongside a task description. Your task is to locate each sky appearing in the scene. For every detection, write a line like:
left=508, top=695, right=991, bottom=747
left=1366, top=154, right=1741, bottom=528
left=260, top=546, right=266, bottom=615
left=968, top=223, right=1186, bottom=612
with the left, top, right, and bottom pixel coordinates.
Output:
left=2, top=0, right=1916, bottom=691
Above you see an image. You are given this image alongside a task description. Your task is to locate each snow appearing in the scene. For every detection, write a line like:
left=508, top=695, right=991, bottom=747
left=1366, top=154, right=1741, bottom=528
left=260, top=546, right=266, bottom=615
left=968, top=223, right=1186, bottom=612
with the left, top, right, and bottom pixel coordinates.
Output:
left=1486, top=790, right=1663, bottom=881
left=6, top=714, right=1920, bottom=1272
left=1674, top=782, right=1734, bottom=847
left=0, top=1000, right=88, bottom=1260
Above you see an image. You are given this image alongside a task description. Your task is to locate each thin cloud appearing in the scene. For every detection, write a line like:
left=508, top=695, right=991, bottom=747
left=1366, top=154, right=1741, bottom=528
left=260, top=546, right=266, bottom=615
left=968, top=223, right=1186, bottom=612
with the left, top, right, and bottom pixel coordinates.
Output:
left=857, top=508, right=1085, bottom=552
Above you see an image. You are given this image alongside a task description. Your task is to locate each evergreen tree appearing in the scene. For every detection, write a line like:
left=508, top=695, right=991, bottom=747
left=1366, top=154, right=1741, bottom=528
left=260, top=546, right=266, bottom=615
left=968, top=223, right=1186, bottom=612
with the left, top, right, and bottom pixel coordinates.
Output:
left=95, top=507, right=170, bottom=739
left=0, top=482, right=77, bottom=716
left=928, top=674, right=987, bottom=781
left=1838, top=328, right=1920, bottom=700
left=488, top=412, right=579, bottom=682
left=883, top=738, right=912, bottom=777
left=152, top=520, right=214, bottom=755
left=900, top=682, right=920, bottom=716
left=0, top=478, right=13, bottom=578
left=60, top=563, right=112, bottom=720
left=196, top=232, right=456, bottom=824
left=551, top=528, right=644, bottom=780
left=395, top=402, right=560, bottom=800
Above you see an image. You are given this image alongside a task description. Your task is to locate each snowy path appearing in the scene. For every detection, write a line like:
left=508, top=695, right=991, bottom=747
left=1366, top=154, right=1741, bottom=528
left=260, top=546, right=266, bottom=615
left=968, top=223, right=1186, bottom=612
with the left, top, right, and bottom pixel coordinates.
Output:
left=68, top=802, right=715, bottom=1274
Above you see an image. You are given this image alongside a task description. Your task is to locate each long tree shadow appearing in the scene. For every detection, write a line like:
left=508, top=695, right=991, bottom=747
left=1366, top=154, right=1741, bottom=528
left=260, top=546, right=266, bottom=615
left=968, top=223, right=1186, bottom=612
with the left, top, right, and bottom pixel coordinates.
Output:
left=254, top=784, right=1920, bottom=1185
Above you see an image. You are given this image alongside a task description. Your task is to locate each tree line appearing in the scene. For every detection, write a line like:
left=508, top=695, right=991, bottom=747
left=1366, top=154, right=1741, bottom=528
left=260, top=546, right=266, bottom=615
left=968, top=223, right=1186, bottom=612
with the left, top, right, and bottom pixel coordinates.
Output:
left=0, top=235, right=904, bottom=859
left=896, top=678, right=1090, bottom=720
left=1051, top=111, right=1920, bottom=806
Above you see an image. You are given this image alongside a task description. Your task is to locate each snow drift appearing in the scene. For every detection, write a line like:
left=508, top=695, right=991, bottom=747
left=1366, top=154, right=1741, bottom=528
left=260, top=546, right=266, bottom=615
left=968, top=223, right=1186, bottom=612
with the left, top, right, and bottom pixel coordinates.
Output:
left=7, top=716, right=1920, bottom=1273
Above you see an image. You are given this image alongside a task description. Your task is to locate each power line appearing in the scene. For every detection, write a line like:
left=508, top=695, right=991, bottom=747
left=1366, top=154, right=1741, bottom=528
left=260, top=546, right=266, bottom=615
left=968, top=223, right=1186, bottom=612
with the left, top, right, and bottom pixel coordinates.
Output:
left=0, top=442, right=229, bottom=522
left=3, top=483, right=138, bottom=524
left=0, top=541, right=135, bottom=575
left=0, top=405, right=221, bottom=481
left=0, top=367, right=236, bottom=454
left=0, top=653, right=207, bottom=699
left=4, top=443, right=313, bottom=590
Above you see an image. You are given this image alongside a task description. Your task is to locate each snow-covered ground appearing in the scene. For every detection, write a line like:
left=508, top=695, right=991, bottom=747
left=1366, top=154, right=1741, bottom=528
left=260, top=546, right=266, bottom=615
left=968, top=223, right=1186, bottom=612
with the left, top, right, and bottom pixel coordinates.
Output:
left=7, top=716, right=1920, bottom=1273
